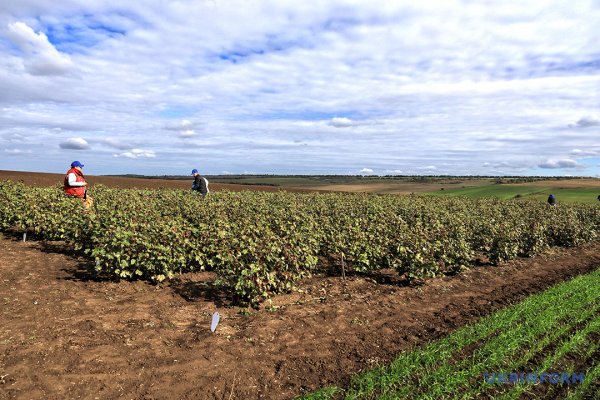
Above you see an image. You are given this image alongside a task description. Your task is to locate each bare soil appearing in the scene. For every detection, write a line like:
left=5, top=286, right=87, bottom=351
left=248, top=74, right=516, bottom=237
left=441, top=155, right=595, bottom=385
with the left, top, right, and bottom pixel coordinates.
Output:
left=0, top=170, right=475, bottom=194
left=295, top=180, right=489, bottom=194
left=1, top=235, right=599, bottom=399
left=519, top=178, right=600, bottom=189
left=4, top=170, right=598, bottom=195
left=0, top=170, right=308, bottom=192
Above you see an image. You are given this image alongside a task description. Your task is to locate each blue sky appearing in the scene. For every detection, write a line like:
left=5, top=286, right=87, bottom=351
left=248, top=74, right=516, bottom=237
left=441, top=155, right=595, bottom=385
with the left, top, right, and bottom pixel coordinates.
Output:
left=1, top=0, right=599, bottom=176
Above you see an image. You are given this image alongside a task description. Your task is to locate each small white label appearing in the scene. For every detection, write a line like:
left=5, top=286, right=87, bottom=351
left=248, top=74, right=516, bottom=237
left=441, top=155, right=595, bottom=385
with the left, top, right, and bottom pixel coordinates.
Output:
left=211, top=312, right=220, bottom=333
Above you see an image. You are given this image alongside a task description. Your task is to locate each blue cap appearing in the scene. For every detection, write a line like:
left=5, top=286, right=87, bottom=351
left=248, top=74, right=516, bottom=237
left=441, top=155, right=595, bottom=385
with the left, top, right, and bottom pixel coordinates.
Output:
left=191, top=169, right=198, bottom=175
left=71, top=161, right=84, bottom=168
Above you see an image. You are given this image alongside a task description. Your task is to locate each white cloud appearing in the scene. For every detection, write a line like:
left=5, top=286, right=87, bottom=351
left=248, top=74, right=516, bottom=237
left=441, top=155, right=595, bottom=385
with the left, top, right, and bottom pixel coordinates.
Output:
left=59, top=137, right=90, bottom=150
left=359, top=168, right=374, bottom=174
left=571, top=148, right=598, bottom=157
left=575, top=116, right=600, bottom=128
left=165, top=119, right=200, bottom=138
left=179, top=129, right=196, bottom=138
left=1, top=1, right=600, bottom=176
left=538, top=159, right=579, bottom=169
left=165, top=119, right=195, bottom=131
left=113, top=148, right=156, bottom=159
left=6, top=21, right=73, bottom=76
left=101, top=137, right=133, bottom=150
left=328, top=117, right=356, bottom=128
left=4, top=148, right=32, bottom=155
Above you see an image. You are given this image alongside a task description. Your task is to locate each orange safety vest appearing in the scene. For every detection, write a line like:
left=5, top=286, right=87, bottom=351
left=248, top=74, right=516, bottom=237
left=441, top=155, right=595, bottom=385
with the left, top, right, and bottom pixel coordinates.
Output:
left=63, top=168, right=86, bottom=198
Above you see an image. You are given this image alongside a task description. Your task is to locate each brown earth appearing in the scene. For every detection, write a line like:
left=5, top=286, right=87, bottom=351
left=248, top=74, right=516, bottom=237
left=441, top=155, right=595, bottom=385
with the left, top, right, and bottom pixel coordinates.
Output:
left=518, top=178, right=600, bottom=189
left=0, top=170, right=474, bottom=194
left=314, top=178, right=600, bottom=194
left=294, top=179, right=490, bottom=194
left=265, top=178, right=600, bottom=194
left=0, top=170, right=309, bottom=192
left=1, top=234, right=600, bottom=400
left=4, top=170, right=598, bottom=195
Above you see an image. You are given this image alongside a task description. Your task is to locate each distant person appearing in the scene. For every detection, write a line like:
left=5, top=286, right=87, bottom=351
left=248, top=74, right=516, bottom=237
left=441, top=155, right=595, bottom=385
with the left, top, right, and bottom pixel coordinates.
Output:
left=64, top=161, right=93, bottom=207
left=191, top=169, right=209, bottom=196
left=547, top=193, right=556, bottom=207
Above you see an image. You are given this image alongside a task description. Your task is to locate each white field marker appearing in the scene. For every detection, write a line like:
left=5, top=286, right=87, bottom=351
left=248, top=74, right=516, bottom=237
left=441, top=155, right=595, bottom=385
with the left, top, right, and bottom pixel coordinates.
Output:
left=211, top=312, right=220, bottom=333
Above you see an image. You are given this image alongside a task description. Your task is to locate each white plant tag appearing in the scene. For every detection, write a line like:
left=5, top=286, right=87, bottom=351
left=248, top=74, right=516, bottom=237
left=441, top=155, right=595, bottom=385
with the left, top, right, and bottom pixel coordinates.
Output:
left=211, top=312, right=220, bottom=333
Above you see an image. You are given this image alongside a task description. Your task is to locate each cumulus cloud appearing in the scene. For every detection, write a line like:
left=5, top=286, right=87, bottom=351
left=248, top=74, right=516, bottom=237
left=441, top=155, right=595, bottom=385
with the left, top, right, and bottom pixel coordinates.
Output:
left=571, top=148, right=598, bottom=157
left=538, top=159, right=579, bottom=169
left=328, top=117, right=356, bottom=128
left=359, top=168, right=374, bottom=174
left=165, top=119, right=200, bottom=138
left=179, top=129, right=196, bottom=138
left=1, top=2, right=600, bottom=176
left=113, top=149, right=156, bottom=159
left=59, top=137, right=90, bottom=150
left=6, top=21, right=73, bottom=76
left=574, top=116, right=600, bottom=128
left=101, top=137, right=133, bottom=150
left=488, top=160, right=534, bottom=170
left=165, top=119, right=195, bottom=130
left=4, top=148, right=32, bottom=155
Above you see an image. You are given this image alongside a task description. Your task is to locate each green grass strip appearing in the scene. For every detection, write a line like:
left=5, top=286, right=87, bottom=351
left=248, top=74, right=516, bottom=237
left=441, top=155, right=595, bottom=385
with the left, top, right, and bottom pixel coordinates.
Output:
left=566, top=358, right=600, bottom=400
left=386, top=302, right=600, bottom=399
left=497, top=314, right=600, bottom=399
left=416, top=302, right=600, bottom=399
left=385, top=274, right=599, bottom=398
left=467, top=306, right=600, bottom=398
left=348, top=274, right=596, bottom=398
left=374, top=281, right=600, bottom=399
left=298, top=267, right=600, bottom=400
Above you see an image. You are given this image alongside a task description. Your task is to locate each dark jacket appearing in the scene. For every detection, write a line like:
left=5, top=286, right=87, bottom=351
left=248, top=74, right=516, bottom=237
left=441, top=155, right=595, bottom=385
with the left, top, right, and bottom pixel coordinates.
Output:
left=192, top=174, right=209, bottom=195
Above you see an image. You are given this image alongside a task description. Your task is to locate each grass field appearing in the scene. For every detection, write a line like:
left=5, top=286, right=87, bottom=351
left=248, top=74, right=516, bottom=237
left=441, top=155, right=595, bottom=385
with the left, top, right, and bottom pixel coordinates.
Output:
left=429, top=184, right=600, bottom=203
left=302, top=266, right=600, bottom=399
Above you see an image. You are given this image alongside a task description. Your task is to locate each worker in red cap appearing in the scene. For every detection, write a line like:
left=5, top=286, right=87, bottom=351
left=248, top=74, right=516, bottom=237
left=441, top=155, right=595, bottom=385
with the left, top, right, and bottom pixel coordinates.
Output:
left=64, top=161, right=93, bottom=207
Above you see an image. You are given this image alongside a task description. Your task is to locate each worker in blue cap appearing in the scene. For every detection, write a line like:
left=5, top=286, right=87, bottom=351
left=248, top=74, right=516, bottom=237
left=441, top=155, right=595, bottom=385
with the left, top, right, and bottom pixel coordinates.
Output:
left=64, top=161, right=87, bottom=198
left=191, top=168, right=209, bottom=196
left=64, top=161, right=93, bottom=207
